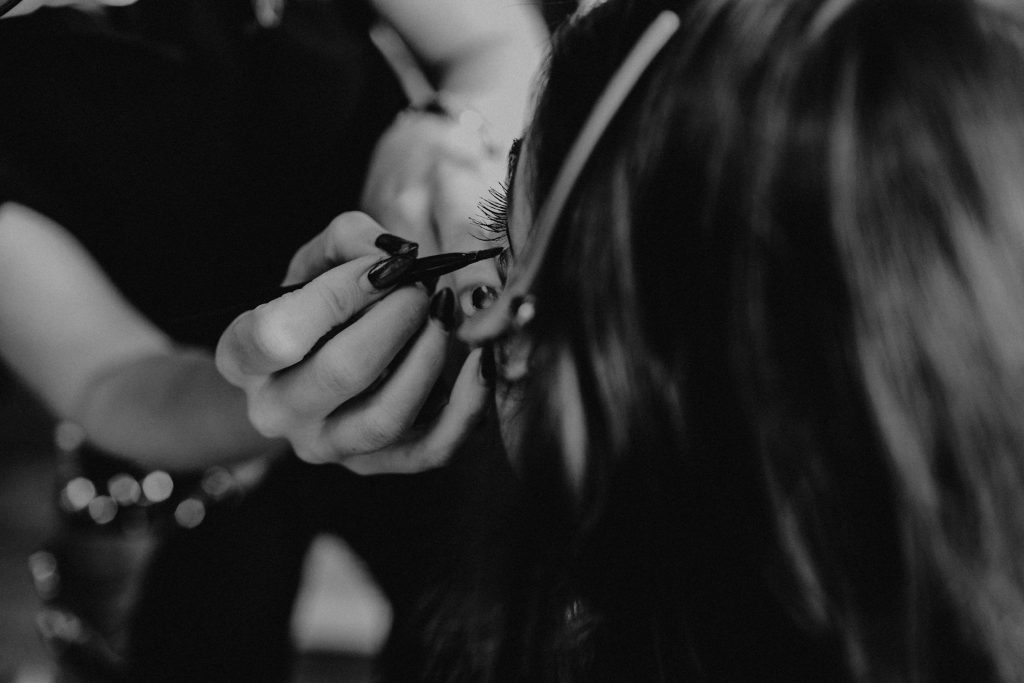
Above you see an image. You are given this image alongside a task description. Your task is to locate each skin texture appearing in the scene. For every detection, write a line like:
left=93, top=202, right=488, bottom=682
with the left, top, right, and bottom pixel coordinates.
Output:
left=216, top=212, right=492, bottom=472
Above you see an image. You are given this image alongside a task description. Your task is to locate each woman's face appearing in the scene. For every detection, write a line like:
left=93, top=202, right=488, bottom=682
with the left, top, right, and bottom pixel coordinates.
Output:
left=489, top=138, right=533, bottom=468
left=487, top=137, right=589, bottom=491
left=3, top=0, right=137, bottom=19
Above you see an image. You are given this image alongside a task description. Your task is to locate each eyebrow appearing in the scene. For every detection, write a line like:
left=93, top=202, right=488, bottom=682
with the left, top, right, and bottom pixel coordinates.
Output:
left=506, top=137, right=523, bottom=256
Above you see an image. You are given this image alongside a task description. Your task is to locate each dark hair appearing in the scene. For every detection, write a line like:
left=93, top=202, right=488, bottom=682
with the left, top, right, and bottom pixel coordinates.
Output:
left=388, top=0, right=1024, bottom=679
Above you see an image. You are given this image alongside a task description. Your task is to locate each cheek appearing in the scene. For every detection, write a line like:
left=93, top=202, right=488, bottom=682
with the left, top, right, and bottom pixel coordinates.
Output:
left=495, top=388, right=525, bottom=467
left=495, top=350, right=587, bottom=495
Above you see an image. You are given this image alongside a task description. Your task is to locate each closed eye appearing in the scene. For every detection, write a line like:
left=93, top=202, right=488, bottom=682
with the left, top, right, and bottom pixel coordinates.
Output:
left=471, top=137, right=521, bottom=284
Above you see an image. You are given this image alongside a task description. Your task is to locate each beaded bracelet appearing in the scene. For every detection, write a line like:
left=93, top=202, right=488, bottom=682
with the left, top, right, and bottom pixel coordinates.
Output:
left=49, top=420, right=267, bottom=532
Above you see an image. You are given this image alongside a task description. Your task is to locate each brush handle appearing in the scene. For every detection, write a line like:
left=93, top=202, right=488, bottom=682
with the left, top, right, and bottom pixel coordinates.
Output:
left=174, top=248, right=500, bottom=332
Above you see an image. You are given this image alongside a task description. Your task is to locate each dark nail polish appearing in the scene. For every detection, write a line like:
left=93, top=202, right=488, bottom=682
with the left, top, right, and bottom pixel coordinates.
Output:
left=429, top=288, right=456, bottom=331
left=422, top=276, right=439, bottom=295
left=471, top=285, right=499, bottom=310
left=375, top=234, right=418, bottom=255
left=480, top=343, right=497, bottom=384
left=368, top=252, right=417, bottom=289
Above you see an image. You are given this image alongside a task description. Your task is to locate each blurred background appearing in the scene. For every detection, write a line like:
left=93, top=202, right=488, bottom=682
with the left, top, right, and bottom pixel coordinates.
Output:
left=0, top=366, right=394, bottom=683
left=0, top=370, right=57, bottom=682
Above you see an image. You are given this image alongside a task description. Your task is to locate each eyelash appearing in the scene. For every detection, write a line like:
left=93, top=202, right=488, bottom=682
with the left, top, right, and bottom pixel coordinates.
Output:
left=472, top=186, right=511, bottom=283
left=471, top=137, right=520, bottom=284
left=471, top=181, right=510, bottom=242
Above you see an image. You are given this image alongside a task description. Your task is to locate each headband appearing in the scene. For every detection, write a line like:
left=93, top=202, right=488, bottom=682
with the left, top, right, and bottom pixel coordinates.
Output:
left=460, top=10, right=682, bottom=343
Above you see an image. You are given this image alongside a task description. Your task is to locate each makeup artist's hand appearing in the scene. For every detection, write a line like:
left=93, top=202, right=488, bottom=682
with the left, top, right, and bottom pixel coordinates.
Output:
left=361, top=109, right=507, bottom=315
left=215, top=212, right=491, bottom=474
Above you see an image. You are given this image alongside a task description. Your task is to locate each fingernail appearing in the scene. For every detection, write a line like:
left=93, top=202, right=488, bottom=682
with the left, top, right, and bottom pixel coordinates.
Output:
left=368, top=252, right=417, bottom=289
left=471, top=285, right=499, bottom=310
left=375, top=234, right=418, bottom=256
left=479, top=343, right=497, bottom=384
left=422, top=275, right=439, bottom=296
left=429, top=288, right=456, bottom=331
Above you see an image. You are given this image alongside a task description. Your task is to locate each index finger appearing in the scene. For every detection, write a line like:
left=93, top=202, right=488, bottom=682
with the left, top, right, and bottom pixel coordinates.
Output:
left=283, top=211, right=418, bottom=285
left=217, top=253, right=407, bottom=379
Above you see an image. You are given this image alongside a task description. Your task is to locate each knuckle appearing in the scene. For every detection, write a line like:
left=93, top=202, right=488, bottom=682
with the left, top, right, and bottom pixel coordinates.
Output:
left=214, top=342, right=244, bottom=385
left=292, top=441, right=328, bottom=465
left=249, top=305, right=303, bottom=366
left=247, top=390, right=291, bottom=438
left=326, top=214, right=351, bottom=243
left=331, top=211, right=377, bottom=238
left=312, top=276, right=360, bottom=321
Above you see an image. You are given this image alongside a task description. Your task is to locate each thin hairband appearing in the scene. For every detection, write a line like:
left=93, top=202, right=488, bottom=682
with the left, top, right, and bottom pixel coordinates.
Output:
left=459, top=9, right=682, bottom=343
left=807, top=0, right=857, bottom=39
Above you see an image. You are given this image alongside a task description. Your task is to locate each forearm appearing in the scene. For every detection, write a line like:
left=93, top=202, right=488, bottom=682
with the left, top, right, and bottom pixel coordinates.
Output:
left=74, top=348, right=283, bottom=472
left=0, top=202, right=283, bottom=471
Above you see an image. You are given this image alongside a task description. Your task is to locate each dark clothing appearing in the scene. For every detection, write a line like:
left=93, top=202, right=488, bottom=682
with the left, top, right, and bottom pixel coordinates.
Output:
left=127, top=415, right=513, bottom=682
